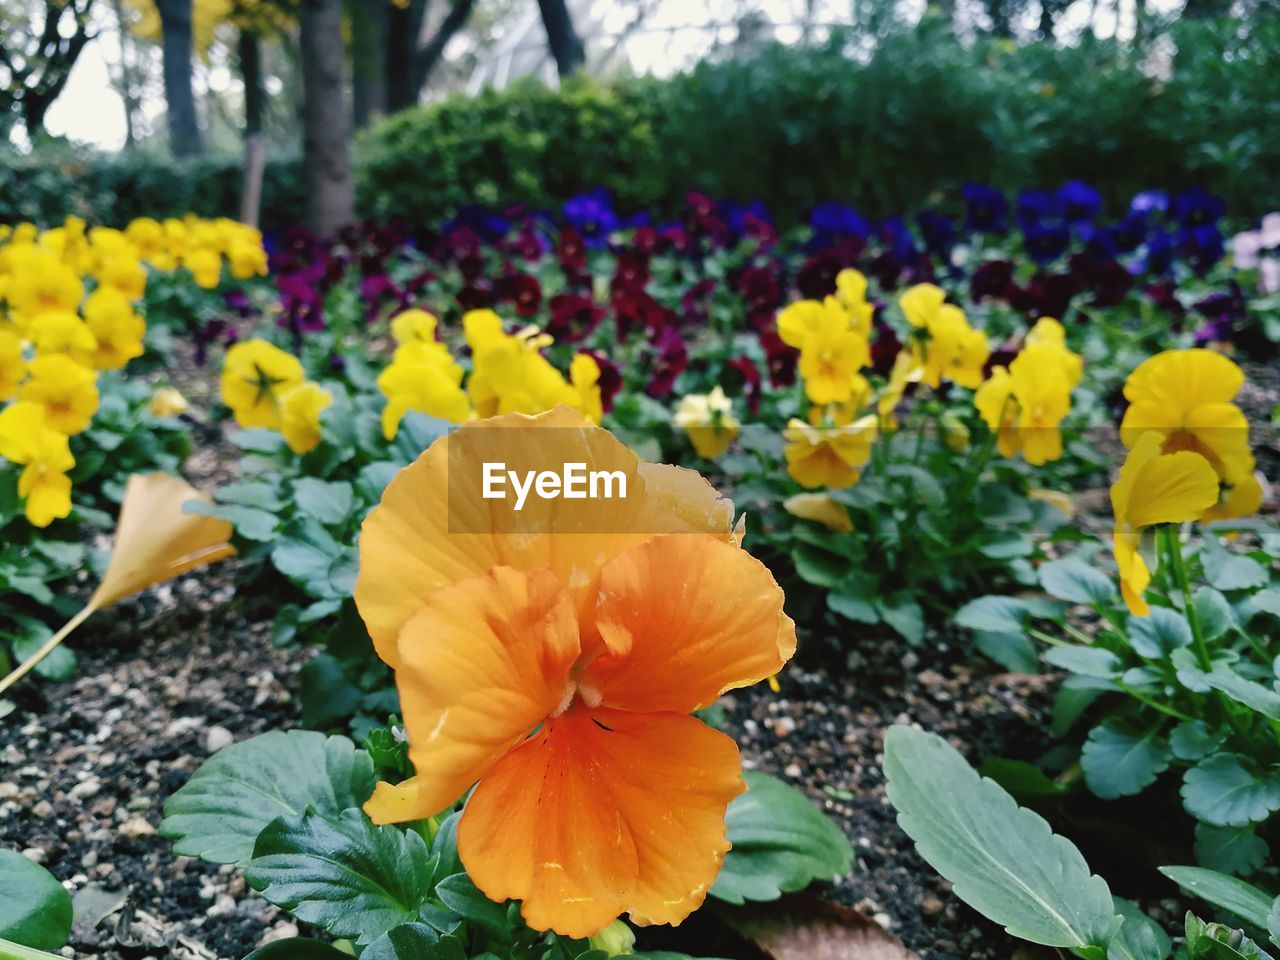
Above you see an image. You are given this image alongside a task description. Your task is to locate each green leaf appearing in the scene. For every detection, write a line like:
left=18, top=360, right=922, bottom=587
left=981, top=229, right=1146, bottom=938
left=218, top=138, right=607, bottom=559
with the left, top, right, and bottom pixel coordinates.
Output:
left=299, top=655, right=363, bottom=729
left=711, top=771, right=853, bottom=904
left=1185, top=912, right=1276, bottom=959
left=216, top=480, right=286, bottom=512
left=1201, top=669, right=1280, bottom=720
left=0, top=851, right=73, bottom=950
left=791, top=545, right=846, bottom=588
left=1195, top=588, right=1236, bottom=642
left=877, top=596, right=924, bottom=645
left=232, top=429, right=288, bottom=454
left=975, top=631, right=1039, bottom=673
left=12, top=629, right=76, bottom=682
left=272, top=520, right=342, bottom=588
left=1159, top=867, right=1272, bottom=929
left=294, top=478, right=356, bottom=527
left=1195, top=824, right=1269, bottom=877
left=954, top=595, right=1033, bottom=634
left=1044, top=646, right=1121, bottom=678
left=883, top=725, right=1117, bottom=949
left=1128, top=608, right=1193, bottom=659
left=1183, top=755, right=1280, bottom=828
left=364, top=925, right=468, bottom=960
left=159, top=730, right=376, bottom=865
left=978, top=758, right=1070, bottom=799
left=826, top=585, right=879, bottom=624
left=1081, top=722, right=1172, bottom=800
left=434, top=873, right=509, bottom=939
left=1109, top=897, right=1171, bottom=960
left=1203, top=548, right=1269, bottom=593
left=1039, top=559, right=1116, bottom=606
left=1243, top=589, right=1280, bottom=623
left=243, top=939, right=353, bottom=960
left=247, top=808, right=436, bottom=946
left=1171, top=721, right=1226, bottom=762
left=184, top=500, right=279, bottom=542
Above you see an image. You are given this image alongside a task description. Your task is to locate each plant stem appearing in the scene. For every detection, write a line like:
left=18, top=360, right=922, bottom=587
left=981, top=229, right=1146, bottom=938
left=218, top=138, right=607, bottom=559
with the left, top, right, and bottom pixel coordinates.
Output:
left=1161, top=525, right=1211, bottom=672
left=0, top=604, right=95, bottom=696
left=0, top=939, right=66, bottom=960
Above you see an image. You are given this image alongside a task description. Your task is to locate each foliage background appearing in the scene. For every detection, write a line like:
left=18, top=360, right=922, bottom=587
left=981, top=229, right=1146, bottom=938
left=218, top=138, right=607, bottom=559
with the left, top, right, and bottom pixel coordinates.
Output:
left=4, top=15, right=1278, bottom=230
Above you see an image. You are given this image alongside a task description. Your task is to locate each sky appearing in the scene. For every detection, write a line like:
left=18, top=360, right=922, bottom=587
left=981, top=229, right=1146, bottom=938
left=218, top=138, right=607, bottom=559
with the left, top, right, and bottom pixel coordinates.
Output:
left=33, top=0, right=1175, bottom=153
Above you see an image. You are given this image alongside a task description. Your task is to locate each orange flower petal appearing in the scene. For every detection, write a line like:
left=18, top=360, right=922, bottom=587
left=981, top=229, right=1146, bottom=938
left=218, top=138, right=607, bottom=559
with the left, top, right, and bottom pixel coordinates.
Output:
left=355, top=407, right=737, bottom=669
left=581, top=534, right=796, bottom=714
left=365, top=566, right=581, bottom=825
left=457, top=706, right=745, bottom=939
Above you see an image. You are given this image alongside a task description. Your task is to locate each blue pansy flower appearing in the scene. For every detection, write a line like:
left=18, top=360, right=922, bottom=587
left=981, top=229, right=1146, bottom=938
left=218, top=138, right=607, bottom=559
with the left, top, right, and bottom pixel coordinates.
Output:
left=563, top=188, right=620, bottom=246
left=916, top=210, right=956, bottom=258
left=1022, top=220, right=1071, bottom=265
left=1112, top=212, right=1151, bottom=254
left=809, top=202, right=869, bottom=248
left=1173, top=187, right=1226, bottom=228
left=1178, top=224, right=1225, bottom=275
left=879, top=217, right=919, bottom=261
left=961, top=183, right=1009, bottom=234
left=1057, top=181, right=1102, bottom=225
left=1016, top=189, right=1063, bottom=230
left=1141, top=229, right=1176, bottom=275
left=1129, top=190, right=1169, bottom=217
left=442, top=205, right=510, bottom=243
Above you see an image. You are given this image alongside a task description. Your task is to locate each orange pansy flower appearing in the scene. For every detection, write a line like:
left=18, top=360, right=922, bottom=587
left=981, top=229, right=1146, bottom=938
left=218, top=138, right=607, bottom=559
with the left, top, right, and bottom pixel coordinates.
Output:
left=354, top=407, right=796, bottom=939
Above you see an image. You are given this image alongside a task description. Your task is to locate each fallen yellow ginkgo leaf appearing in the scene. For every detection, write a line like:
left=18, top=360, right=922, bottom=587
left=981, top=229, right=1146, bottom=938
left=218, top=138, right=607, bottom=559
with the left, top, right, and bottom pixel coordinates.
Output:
left=0, top=473, right=236, bottom=695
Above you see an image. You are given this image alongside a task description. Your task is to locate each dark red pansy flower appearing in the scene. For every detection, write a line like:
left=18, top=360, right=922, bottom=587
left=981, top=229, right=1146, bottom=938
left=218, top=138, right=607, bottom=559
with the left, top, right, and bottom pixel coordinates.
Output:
left=726, top=356, right=763, bottom=413
left=580, top=349, right=623, bottom=413
left=548, top=293, right=604, bottom=343
left=646, top=327, right=688, bottom=398
left=503, top=272, right=543, bottom=318
left=556, top=227, right=587, bottom=271
left=760, top=329, right=797, bottom=387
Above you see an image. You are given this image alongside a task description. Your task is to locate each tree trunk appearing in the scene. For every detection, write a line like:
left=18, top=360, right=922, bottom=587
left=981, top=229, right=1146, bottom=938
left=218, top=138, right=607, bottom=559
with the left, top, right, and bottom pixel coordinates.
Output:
left=536, top=0, right=585, bottom=78
left=350, top=0, right=388, bottom=129
left=409, top=0, right=477, bottom=97
left=386, top=0, right=427, bottom=112
left=238, top=28, right=265, bottom=137
left=109, top=0, right=142, bottom=148
left=300, top=0, right=355, bottom=236
left=156, top=0, right=203, bottom=157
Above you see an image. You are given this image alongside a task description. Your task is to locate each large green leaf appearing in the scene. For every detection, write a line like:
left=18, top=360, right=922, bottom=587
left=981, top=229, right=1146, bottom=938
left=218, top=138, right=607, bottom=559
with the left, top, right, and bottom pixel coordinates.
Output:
left=954, top=595, right=1034, bottom=634
left=0, top=851, right=72, bottom=950
left=246, top=808, right=437, bottom=946
left=1128, top=608, right=1193, bottom=659
left=1159, top=867, right=1272, bottom=929
left=159, top=730, right=376, bottom=865
left=1109, top=897, right=1171, bottom=960
left=293, top=478, right=356, bottom=527
left=1183, top=755, right=1280, bottom=828
left=883, top=725, right=1117, bottom=949
left=1081, top=722, right=1173, bottom=799
left=363, top=924, right=466, bottom=960
left=711, top=771, right=853, bottom=904
left=243, top=939, right=352, bottom=960
left=1195, top=824, right=1269, bottom=877
left=1039, top=558, right=1116, bottom=606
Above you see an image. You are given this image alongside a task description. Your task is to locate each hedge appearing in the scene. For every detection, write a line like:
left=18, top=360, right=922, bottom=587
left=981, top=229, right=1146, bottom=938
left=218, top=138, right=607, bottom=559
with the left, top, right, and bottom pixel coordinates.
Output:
left=2, top=15, right=1277, bottom=231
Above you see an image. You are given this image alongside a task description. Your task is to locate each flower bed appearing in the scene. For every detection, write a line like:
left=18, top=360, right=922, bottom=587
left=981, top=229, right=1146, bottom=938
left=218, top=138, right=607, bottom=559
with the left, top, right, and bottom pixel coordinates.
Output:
left=1, top=183, right=1277, bottom=960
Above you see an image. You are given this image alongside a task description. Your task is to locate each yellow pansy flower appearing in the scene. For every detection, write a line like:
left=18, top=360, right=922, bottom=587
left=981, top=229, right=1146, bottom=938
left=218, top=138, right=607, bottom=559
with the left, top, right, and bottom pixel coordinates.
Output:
left=797, top=307, right=871, bottom=406
left=877, top=349, right=923, bottom=431
left=1120, top=349, right=1261, bottom=522
left=464, top=313, right=577, bottom=419
left=19, top=354, right=100, bottom=435
left=0, top=401, right=76, bottom=527
left=82, top=288, right=146, bottom=370
left=377, top=345, right=471, bottom=440
left=1111, top=431, right=1220, bottom=616
left=975, top=345, right=1073, bottom=466
left=570, top=353, right=604, bottom=424
left=185, top=248, right=222, bottom=289
left=1025, top=317, right=1083, bottom=387
left=390, top=308, right=439, bottom=347
left=229, top=239, right=269, bottom=280
left=279, top=382, right=333, bottom=455
left=28, top=310, right=97, bottom=361
left=125, top=217, right=166, bottom=264
left=783, top=492, right=853, bottom=532
left=783, top=415, right=878, bottom=489
left=832, top=269, right=875, bottom=339
left=6, top=248, right=84, bottom=323
left=97, top=255, right=148, bottom=302
left=674, top=386, right=739, bottom=459
left=220, top=338, right=305, bottom=430
left=1, top=329, right=27, bottom=400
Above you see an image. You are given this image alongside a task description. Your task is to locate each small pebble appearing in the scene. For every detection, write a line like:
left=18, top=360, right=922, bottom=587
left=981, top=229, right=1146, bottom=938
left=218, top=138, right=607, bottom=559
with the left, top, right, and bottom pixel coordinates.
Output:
left=205, top=726, right=234, bottom=753
left=119, top=816, right=156, bottom=838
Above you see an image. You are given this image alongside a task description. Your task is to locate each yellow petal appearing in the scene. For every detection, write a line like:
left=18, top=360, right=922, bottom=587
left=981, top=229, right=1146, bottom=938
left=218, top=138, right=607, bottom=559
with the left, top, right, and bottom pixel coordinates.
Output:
left=89, top=473, right=237, bottom=609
